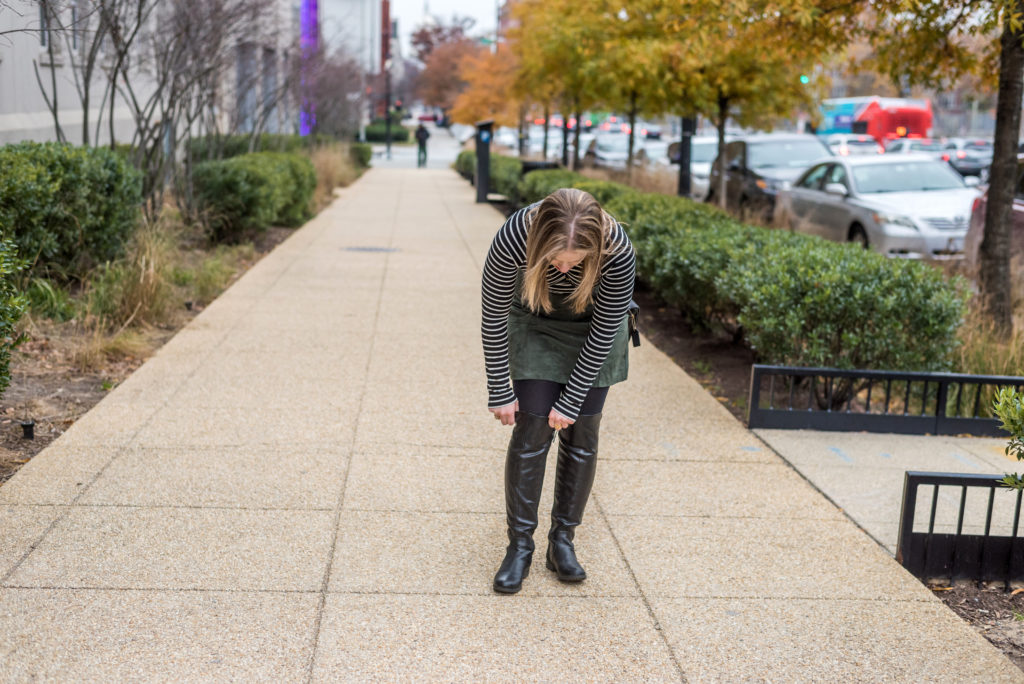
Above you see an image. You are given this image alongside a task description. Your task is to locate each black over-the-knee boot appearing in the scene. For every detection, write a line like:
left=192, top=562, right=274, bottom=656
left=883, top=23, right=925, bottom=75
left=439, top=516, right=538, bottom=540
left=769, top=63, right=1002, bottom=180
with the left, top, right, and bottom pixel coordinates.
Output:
left=493, top=411, right=555, bottom=594
left=546, top=413, right=601, bottom=582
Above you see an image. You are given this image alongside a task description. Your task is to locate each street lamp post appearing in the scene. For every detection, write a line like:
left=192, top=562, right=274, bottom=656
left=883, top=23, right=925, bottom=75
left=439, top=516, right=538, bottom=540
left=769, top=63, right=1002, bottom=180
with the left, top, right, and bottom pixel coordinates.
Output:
left=384, top=57, right=393, bottom=160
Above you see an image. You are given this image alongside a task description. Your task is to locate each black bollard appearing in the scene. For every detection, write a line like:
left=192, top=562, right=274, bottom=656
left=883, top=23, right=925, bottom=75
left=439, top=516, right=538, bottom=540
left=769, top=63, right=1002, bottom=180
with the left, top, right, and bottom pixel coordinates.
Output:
left=475, top=119, right=494, bottom=204
left=20, top=420, right=34, bottom=440
left=676, top=116, right=697, bottom=198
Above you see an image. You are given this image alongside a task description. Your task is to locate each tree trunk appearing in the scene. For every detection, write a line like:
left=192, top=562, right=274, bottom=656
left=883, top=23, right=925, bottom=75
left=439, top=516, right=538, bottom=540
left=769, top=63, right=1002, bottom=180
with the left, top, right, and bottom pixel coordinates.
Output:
left=518, top=104, right=527, bottom=157
left=561, top=109, right=569, bottom=167
left=717, top=91, right=728, bottom=210
left=572, top=106, right=582, bottom=170
left=543, top=105, right=550, bottom=161
left=109, top=70, right=116, bottom=147
left=980, top=1, right=1024, bottom=333
left=627, top=90, right=638, bottom=177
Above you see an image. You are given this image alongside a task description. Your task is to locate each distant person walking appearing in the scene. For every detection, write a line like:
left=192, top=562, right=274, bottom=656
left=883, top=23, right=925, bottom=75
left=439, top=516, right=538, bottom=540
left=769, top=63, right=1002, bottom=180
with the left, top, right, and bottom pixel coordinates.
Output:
left=481, top=188, right=636, bottom=594
left=415, top=123, right=430, bottom=168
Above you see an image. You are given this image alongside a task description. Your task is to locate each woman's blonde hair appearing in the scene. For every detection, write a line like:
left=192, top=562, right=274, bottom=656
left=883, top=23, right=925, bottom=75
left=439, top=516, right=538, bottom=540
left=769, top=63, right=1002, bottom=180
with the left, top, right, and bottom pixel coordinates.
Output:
left=521, top=188, right=616, bottom=315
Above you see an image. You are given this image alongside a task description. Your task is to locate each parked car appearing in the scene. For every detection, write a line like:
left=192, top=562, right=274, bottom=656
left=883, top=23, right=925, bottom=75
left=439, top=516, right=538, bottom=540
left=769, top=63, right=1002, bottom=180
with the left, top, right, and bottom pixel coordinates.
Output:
left=494, top=127, right=519, bottom=149
left=883, top=137, right=946, bottom=159
left=707, top=133, right=832, bottom=217
left=589, top=134, right=645, bottom=170
left=824, top=133, right=884, bottom=156
left=636, top=120, right=663, bottom=139
left=775, top=154, right=980, bottom=258
left=941, top=138, right=993, bottom=180
left=965, top=153, right=1024, bottom=268
left=664, top=136, right=731, bottom=199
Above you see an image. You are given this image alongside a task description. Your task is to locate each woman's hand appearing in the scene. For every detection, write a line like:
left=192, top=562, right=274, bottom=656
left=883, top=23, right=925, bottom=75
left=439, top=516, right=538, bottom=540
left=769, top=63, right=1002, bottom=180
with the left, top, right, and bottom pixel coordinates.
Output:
left=548, top=409, right=574, bottom=431
left=489, top=401, right=519, bottom=426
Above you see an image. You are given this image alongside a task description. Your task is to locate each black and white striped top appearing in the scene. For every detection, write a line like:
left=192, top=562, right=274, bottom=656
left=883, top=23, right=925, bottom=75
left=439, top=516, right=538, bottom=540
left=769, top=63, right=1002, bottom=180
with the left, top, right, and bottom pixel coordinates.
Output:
left=481, top=203, right=636, bottom=421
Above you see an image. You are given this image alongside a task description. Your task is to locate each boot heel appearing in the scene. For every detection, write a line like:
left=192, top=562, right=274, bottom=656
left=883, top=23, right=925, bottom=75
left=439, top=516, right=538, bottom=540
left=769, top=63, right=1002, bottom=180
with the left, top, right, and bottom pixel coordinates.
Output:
left=545, top=558, right=556, bottom=572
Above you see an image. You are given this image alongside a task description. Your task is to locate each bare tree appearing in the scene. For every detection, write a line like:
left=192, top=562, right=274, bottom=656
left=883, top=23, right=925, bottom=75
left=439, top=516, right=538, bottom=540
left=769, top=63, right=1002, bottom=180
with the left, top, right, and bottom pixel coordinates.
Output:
left=26, top=0, right=304, bottom=218
left=300, top=46, right=365, bottom=140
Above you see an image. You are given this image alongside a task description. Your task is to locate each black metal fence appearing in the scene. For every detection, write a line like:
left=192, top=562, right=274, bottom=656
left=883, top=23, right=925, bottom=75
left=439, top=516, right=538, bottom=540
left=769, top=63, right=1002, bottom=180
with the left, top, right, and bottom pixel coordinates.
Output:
left=746, top=365, right=1024, bottom=437
left=897, top=471, right=1024, bottom=585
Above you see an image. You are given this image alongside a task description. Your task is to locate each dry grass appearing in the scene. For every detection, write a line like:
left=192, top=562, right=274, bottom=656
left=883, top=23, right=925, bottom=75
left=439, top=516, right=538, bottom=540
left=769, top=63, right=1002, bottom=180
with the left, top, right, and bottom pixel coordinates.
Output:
left=955, top=255, right=1024, bottom=377
left=310, top=143, right=360, bottom=210
left=579, top=165, right=678, bottom=195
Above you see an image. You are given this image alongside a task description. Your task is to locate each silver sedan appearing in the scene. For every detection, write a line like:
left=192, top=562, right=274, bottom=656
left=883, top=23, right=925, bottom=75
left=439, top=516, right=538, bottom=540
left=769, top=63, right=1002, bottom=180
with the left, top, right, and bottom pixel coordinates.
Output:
left=774, top=154, right=981, bottom=258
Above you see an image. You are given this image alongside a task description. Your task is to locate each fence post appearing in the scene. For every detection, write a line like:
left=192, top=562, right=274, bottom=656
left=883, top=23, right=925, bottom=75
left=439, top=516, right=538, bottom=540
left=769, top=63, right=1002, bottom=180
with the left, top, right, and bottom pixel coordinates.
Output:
left=895, top=471, right=919, bottom=566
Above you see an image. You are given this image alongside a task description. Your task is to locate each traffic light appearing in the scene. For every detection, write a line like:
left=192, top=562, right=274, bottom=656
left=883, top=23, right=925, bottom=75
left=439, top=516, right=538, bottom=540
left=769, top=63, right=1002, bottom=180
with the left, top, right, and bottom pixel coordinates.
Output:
left=799, top=74, right=810, bottom=85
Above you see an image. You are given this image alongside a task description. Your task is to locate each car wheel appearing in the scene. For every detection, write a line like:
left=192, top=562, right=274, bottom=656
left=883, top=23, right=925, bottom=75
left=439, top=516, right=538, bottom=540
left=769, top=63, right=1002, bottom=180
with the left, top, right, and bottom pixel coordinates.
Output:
left=849, top=224, right=869, bottom=249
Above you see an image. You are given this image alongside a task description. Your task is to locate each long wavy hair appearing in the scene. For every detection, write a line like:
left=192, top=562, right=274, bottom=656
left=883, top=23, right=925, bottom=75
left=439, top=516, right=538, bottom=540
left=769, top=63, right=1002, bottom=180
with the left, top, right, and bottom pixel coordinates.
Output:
left=521, top=188, right=617, bottom=315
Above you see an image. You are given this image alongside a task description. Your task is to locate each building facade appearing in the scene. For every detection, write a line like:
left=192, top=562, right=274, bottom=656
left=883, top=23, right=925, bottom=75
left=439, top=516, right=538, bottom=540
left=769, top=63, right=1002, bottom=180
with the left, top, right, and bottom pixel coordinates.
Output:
left=320, top=0, right=382, bottom=74
left=0, top=0, right=302, bottom=146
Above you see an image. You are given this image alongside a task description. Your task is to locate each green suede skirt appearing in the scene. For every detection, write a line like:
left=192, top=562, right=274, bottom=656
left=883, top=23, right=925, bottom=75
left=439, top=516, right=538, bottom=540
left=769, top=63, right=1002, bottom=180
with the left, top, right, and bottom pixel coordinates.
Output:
left=507, top=289, right=629, bottom=388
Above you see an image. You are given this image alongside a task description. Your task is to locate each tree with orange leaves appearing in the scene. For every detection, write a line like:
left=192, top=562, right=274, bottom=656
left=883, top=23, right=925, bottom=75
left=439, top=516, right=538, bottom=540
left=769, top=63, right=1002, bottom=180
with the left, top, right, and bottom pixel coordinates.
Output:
left=416, top=38, right=481, bottom=118
left=449, top=44, right=523, bottom=129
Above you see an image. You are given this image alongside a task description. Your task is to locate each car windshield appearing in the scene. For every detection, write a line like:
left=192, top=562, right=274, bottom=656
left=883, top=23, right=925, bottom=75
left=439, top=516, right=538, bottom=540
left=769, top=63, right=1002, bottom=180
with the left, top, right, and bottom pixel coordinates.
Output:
left=691, top=142, right=718, bottom=163
left=747, top=140, right=829, bottom=168
left=852, top=161, right=966, bottom=193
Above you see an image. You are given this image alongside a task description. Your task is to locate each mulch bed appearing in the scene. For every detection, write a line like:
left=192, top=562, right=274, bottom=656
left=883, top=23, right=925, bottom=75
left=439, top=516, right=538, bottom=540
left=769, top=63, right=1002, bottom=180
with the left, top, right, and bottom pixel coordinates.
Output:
left=0, top=227, right=293, bottom=486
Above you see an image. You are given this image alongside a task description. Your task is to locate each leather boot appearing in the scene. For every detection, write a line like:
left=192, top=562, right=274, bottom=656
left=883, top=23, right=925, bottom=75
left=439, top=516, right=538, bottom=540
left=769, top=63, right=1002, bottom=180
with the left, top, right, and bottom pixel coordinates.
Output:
left=546, top=413, right=601, bottom=582
left=493, top=411, right=555, bottom=594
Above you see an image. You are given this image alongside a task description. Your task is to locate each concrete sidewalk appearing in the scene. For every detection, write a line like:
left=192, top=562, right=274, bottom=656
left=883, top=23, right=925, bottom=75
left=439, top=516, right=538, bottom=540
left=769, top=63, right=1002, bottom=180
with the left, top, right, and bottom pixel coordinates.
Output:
left=757, top=429, right=1020, bottom=555
left=0, top=167, right=1020, bottom=681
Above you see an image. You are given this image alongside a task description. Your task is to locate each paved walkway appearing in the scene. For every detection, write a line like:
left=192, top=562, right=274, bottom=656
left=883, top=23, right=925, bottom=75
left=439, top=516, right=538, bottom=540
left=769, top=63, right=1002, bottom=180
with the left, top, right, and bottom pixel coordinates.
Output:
left=0, top=164, right=1021, bottom=681
left=757, top=429, right=1019, bottom=556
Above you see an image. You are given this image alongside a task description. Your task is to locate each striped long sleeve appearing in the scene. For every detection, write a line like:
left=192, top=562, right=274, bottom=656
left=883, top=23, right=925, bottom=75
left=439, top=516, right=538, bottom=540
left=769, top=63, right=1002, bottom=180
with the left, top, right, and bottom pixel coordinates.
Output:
left=481, top=205, right=637, bottom=422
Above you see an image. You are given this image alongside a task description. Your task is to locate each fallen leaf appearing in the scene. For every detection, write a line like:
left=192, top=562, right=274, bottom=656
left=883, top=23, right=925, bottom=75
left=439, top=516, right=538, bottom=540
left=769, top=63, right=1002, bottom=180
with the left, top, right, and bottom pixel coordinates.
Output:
left=931, top=586, right=954, bottom=592
left=1010, top=588, right=1024, bottom=596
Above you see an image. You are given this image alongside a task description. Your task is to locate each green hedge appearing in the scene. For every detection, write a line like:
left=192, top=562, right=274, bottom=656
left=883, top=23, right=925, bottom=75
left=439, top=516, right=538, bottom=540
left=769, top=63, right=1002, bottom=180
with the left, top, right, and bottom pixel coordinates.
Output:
left=350, top=143, right=372, bottom=169
left=192, top=152, right=316, bottom=242
left=455, top=150, right=475, bottom=180
left=492, top=168, right=968, bottom=372
left=364, top=123, right=410, bottom=143
left=491, top=155, right=524, bottom=205
left=187, top=133, right=336, bottom=161
left=0, top=232, right=27, bottom=397
left=452, top=150, right=527, bottom=203
left=0, top=141, right=142, bottom=279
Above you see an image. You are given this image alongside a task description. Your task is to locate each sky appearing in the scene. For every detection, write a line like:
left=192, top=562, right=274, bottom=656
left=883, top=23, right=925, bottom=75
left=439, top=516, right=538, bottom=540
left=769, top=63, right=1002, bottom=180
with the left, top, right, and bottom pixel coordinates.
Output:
left=388, top=0, right=499, bottom=58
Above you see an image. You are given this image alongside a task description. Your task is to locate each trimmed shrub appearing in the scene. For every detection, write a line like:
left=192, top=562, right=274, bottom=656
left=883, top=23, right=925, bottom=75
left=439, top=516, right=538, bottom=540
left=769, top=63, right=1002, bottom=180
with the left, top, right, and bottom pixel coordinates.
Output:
left=452, top=151, right=526, bottom=202
left=0, top=232, right=27, bottom=397
left=274, top=153, right=317, bottom=226
left=364, top=123, right=410, bottom=143
left=489, top=168, right=969, bottom=372
left=517, top=168, right=585, bottom=205
left=192, top=152, right=316, bottom=242
left=719, top=240, right=967, bottom=371
left=455, top=150, right=475, bottom=180
left=350, top=142, right=372, bottom=169
left=0, top=142, right=142, bottom=280
left=491, top=155, right=524, bottom=204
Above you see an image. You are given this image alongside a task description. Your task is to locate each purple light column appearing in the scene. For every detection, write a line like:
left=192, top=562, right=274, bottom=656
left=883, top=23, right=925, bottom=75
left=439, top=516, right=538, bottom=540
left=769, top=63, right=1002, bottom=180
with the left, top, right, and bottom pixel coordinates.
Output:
left=299, top=0, right=319, bottom=136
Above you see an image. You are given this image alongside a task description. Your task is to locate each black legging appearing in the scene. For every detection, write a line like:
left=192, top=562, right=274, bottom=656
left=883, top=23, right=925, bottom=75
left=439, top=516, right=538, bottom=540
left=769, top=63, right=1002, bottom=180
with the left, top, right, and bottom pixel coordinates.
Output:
left=513, top=379, right=608, bottom=418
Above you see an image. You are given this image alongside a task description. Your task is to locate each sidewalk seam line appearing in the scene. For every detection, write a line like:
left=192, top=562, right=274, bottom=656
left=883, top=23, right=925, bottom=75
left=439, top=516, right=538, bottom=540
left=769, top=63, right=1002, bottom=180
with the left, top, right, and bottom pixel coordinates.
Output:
left=593, top=495, right=688, bottom=683
left=304, top=172, right=401, bottom=683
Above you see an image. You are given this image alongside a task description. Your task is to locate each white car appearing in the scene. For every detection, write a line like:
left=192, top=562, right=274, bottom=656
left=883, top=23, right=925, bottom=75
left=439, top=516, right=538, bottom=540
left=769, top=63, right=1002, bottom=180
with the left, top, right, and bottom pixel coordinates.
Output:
left=774, top=154, right=980, bottom=258
left=825, top=134, right=884, bottom=156
left=589, top=134, right=643, bottom=170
